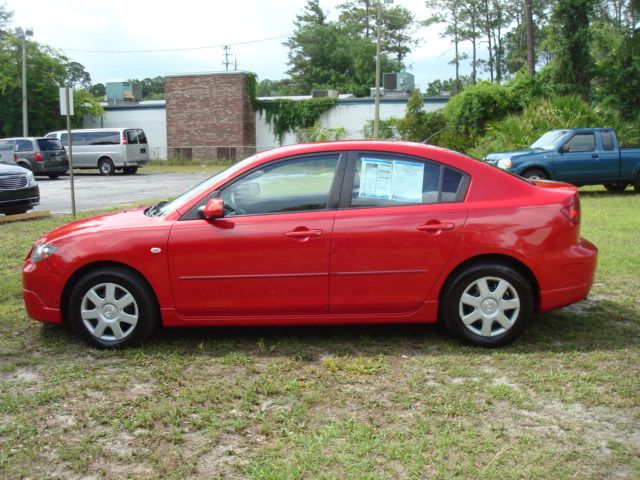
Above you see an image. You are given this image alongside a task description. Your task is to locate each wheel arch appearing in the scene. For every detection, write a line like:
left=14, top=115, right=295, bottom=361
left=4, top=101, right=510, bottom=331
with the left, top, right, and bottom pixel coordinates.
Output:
left=438, top=254, right=541, bottom=314
left=520, top=165, right=552, bottom=179
left=98, top=155, right=113, bottom=162
left=60, top=260, right=160, bottom=324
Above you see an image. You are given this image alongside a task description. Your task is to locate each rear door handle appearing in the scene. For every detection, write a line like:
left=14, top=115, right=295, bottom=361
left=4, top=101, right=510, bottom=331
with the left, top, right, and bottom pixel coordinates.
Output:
left=417, top=221, right=455, bottom=233
left=591, top=154, right=599, bottom=159
left=285, top=229, right=323, bottom=238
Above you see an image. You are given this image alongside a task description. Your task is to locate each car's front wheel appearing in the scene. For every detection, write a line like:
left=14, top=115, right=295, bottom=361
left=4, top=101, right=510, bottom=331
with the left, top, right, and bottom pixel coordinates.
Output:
left=522, top=169, right=548, bottom=181
left=441, top=263, right=534, bottom=347
left=68, top=267, right=158, bottom=348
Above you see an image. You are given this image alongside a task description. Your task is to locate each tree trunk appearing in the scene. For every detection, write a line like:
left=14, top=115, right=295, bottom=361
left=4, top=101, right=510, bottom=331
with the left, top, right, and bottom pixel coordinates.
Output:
left=525, top=0, right=535, bottom=74
left=484, top=0, right=494, bottom=82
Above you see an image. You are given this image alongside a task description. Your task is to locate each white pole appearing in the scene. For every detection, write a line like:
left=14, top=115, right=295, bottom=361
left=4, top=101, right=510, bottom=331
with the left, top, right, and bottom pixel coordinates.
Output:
left=65, top=87, right=76, bottom=218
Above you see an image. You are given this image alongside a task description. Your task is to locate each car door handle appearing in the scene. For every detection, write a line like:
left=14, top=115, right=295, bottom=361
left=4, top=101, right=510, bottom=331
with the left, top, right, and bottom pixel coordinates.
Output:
left=285, top=229, right=323, bottom=238
left=417, top=221, right=455, bottom=233
left=592, top=154, right=599, bottom=159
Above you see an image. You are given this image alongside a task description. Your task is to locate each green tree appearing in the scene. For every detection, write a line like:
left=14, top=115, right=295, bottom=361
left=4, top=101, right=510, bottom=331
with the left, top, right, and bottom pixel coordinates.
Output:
left=90, top=83, right=106, bottom=98
left=0, top=5, right=97, bottom=136
left=285, top=0, right=395, bottom=96
left=545, top=0, right=597, bottom=98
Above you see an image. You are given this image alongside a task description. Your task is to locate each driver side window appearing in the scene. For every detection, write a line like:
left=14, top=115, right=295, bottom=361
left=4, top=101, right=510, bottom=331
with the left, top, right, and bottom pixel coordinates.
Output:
left=219, top=155, right=339, bottom=216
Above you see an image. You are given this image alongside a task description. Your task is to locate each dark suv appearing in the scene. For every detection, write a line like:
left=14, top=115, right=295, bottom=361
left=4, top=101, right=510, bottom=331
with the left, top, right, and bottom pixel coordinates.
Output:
left=0, top=137, right=69, bottom=179
left=0, top=163, right=40, bottom=215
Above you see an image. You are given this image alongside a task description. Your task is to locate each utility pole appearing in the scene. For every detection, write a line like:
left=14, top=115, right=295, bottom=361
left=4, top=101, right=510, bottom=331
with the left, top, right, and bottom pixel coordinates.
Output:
left=373, top=0, right=393, bottom=139
left=15, top=27, right=33, bottom=137
left=222, top=45, right=232, bottom=71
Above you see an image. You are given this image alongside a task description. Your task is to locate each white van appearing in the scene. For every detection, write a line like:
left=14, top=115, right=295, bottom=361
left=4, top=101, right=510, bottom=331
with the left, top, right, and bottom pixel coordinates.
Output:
left=45, top=128, right=150, bottom=175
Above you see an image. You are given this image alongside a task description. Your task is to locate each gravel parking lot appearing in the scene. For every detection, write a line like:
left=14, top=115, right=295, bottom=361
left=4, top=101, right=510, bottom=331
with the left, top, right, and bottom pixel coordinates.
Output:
left=33, top=171, right=212, bottom=214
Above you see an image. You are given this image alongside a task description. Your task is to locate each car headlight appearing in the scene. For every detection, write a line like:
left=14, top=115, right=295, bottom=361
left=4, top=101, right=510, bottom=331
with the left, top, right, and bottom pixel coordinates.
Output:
left=26, top=170, right=37, bottom=187
left=31, top=243, right=57, bottom=263
left=497, top=158, right=512, bottom=169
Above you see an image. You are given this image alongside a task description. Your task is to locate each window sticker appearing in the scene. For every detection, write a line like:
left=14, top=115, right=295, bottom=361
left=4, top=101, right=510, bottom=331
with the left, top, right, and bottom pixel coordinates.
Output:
left=359, top=158, right=425, bottom=202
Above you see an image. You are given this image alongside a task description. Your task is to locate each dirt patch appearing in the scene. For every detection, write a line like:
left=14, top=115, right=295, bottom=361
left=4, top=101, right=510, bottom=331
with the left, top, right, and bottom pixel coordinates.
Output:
left=1, top=366, right=42, bottom=384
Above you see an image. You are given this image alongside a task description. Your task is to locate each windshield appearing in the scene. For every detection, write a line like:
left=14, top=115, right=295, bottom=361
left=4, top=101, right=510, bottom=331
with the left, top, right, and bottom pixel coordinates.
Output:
left=148, top=155, right=258, bottom=216
left=530, top=130, right=570, bottom=150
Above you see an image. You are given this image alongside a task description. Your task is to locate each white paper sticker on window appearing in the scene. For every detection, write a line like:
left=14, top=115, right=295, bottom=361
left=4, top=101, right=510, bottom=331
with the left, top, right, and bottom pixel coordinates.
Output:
left=359, top=158, right=424, bottom=202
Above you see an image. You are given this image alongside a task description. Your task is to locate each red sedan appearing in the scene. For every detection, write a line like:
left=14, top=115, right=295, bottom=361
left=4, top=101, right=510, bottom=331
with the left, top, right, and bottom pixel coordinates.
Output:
left=22, top=141, right=597, bottom=348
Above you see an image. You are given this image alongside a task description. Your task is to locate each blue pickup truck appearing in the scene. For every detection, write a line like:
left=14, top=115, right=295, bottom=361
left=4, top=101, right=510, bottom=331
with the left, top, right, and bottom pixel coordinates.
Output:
left=485, top=128, right=640, bottom=192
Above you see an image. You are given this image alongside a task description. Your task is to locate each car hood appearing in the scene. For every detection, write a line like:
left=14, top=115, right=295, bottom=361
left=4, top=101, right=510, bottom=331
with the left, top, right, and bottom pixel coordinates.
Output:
left=0, top=163, right=30, bottom=175
left=37, top=208, right=167, bottom=244
left=485, top=149, right=546, bottom=162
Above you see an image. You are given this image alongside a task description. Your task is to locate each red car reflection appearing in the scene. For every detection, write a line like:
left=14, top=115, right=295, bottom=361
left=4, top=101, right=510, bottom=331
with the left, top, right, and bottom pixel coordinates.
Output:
left=22, top=141, right=597, bottom=348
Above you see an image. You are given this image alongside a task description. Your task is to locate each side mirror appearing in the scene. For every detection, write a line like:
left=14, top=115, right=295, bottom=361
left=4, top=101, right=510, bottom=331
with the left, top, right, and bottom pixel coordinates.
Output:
left=559, top=144, right=570, bottom=154
left=200, top=198, right=225, bottom=219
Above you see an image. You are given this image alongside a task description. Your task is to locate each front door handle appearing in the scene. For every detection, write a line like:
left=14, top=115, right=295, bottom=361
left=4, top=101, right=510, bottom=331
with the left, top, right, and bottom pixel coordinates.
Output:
left=285, top=229, right=323, bottom=238
left=417, top=221, right=455, bottom=233
left=592, top=154, right=599, bottom=159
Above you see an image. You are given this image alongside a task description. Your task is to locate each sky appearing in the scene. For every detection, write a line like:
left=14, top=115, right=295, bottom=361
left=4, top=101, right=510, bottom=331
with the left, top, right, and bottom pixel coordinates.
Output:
left=4, top=0, right=457, bottom=92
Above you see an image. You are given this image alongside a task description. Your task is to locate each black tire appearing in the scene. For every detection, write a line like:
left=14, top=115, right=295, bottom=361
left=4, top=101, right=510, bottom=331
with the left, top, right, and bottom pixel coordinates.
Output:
left=634, top=175, right=640, bottom=193
left=98, top=158, right=115, bottom=175
left=441, top=263, right=534, bottom=348
left=603, top=181, right=628, bottom=193
left=48, top=173, right=61, bottom=179
left=522, top=169, right=548, bottom=180
left=2, top=207, right=29, bottom=216
left=123, top=166, right=138, bottom=175
left=67, top=267, right=158, bottom=349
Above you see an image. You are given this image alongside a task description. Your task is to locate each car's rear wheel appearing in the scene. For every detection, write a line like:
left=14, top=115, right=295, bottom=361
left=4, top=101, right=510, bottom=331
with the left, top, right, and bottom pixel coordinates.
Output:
left=68, top=267, right=158, bottom=348
left=634, top=174, right=640, bottom=193
left=48, top=173, right=61, bottom=179
left=603, top=181, right=628, bottom=193
left=522, top=169, right=548, bottom=180
left=441, top=263, right=534, bottom=347
left=17, top=162, right=32, bottom=173
left=123, top=166, right=138, bottom=175
left=98, top=158, right=115, bottom=175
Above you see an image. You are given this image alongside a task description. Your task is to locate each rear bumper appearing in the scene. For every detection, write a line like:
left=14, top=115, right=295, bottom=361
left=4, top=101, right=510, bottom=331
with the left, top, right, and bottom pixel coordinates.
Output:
left=538, top=238, right=598, bottom=313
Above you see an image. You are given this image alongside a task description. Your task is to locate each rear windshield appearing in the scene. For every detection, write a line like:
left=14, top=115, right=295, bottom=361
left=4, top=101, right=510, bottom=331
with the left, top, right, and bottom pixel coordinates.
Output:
left=37, top=138, right=64, bottom=151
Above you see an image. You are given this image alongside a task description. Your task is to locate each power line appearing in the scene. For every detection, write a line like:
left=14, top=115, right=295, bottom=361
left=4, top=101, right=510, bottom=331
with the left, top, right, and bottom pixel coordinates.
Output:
left=56, top=34, right=288, bottom=54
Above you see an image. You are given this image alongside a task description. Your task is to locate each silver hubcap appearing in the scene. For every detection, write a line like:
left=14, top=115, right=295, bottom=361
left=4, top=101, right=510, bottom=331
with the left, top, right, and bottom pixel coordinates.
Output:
left=81, top=282, right=138, bottom=341
left=459, top=276, right=520, bottom=337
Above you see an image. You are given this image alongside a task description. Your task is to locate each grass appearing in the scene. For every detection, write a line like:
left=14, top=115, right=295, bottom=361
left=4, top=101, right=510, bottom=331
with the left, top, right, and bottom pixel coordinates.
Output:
left=0, top=185, right=638, bottom=479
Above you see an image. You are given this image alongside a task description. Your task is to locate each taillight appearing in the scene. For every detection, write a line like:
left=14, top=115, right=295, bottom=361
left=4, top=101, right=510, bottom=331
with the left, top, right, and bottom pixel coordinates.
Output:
left=34, top=152, right=43, bottom=162
left=561, top=195, right=580, bottom=224
left=122, top=134, right=128, bottom=145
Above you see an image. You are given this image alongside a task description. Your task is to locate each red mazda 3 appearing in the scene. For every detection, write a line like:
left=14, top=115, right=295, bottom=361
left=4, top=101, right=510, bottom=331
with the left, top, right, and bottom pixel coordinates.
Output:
left=22, top=141, right=597, bottom=348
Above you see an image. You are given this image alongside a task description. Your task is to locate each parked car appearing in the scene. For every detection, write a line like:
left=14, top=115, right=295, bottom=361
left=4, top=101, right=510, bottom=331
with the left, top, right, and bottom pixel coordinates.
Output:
left=0, top=163, right=40, bottom=215
left=484, top=128, right=640, bottom=192
left=22, top=141, right=597, bottom=349
left=44, top=128, right=149, bottom=175
left=0, top=137, right=69, bottom=179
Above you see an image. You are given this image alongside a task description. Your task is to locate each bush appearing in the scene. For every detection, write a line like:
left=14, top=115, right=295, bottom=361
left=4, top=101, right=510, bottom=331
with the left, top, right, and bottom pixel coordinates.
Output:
left=469, top=95, right=640, bottom=158
left=443, top=81, right=519, bottom=137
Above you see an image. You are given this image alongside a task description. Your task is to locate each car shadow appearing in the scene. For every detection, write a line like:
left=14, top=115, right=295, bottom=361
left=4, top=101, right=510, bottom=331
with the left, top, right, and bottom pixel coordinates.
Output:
left=39, top=296, right=639, bottom=359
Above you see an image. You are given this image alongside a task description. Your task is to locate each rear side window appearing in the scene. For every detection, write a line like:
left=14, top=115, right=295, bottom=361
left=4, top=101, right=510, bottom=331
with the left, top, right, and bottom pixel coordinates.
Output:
left=350, top=155, right=467, bottom=207
left=85, top=131, right=120, bottom=145
left=15, top=139, right=33, bottom=151
left=601, top=131, right=614, bottom=151
left=37, top=139, right=64, bottom=151
left=0, top=139, right=13, bottom=150
left=565, top=132, right=595, bottom=152
left=126, top=130, right=139, bottom=144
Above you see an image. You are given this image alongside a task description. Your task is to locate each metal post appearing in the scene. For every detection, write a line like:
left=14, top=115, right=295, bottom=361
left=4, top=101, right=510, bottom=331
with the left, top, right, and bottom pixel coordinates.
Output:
left=21, top=34, right=28, bottom=137
left=65, top=86, right=76, bottom=218
left=373, top=0, right=382, bottom=139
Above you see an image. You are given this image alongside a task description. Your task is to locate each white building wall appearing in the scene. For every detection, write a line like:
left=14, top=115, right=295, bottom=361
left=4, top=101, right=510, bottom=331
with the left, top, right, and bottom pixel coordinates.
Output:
left=255, top=99, right=447, bottom=151
left=86, top=105, right=167, bottom=160
left=87, top=98, right=447, bottom=158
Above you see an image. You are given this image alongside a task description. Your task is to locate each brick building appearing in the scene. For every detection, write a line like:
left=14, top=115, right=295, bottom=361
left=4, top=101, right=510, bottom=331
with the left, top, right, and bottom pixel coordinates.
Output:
left=164, top=71, right=256, bottom=161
